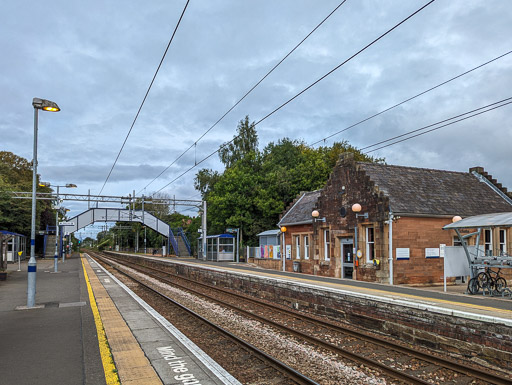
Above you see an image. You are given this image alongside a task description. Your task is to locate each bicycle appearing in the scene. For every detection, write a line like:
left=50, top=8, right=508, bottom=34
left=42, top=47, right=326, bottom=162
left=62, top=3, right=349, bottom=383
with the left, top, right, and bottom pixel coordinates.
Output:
left=476, top=267, right=507, bottom=294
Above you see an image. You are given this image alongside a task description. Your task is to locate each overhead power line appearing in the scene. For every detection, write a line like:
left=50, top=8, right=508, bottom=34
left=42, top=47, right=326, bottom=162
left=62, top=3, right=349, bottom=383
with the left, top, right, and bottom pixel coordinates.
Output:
left=152, top=0, right=436, bottom=194
left=362, top=97, right=512, bottom=153
left=310, top=49, right=512, bottom=146
left=99, top=0, right=191, bottom=195
left=138, top=0, right=349, bottom=195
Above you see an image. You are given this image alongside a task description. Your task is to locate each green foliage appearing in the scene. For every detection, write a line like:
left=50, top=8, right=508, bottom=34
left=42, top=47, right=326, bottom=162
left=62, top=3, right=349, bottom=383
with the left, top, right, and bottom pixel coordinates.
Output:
left=219, top=116, right=258, bottom=168
left=0, top=151, right=54, bottom=235
left=195, top=119, right=384, bottom=246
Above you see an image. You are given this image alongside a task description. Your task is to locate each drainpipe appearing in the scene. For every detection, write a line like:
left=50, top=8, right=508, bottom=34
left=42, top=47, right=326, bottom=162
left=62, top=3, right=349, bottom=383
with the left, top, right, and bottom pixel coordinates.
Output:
left=388, top=211, right=393, bottom=285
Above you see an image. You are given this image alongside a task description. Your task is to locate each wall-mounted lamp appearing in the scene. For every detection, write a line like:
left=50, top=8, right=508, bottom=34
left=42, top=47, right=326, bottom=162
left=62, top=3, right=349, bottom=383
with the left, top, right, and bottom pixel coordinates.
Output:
left=352, top=203, right=368, bottom=219
left=339, top=186, right=346, bottom=195
left=452, top=215, right=462, bottom=223
left=312, top=210, right=326, bottom=222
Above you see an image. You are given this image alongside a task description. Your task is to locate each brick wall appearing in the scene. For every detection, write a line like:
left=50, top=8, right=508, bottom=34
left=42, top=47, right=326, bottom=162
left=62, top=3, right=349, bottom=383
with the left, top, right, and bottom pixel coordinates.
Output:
left=129, top=254, right=512, bottom=371
left=393, top=217, right=453, bottom=284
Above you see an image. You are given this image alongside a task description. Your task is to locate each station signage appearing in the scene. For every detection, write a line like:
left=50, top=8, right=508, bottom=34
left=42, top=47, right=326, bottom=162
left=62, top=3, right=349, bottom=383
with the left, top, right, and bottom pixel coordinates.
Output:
left=59, top=221, right=75, bottom=226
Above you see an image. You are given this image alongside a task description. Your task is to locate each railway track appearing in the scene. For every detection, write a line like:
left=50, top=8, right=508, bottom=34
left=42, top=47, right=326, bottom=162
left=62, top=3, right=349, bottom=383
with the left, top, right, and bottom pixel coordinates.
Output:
left=88, top=251, right=318, bottom=385
left=90, top=251, right=512, bottom=385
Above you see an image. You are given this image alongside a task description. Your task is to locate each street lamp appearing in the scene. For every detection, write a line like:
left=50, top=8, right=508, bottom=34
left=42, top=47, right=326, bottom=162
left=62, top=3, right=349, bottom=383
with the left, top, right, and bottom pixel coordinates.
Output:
left=280, top=226, right=287, bottom=271
left=28, top=98, right=60, bottom=308
left=40, top=182, right=77, bottom=272
left=351, top=203, right=368, bottom=269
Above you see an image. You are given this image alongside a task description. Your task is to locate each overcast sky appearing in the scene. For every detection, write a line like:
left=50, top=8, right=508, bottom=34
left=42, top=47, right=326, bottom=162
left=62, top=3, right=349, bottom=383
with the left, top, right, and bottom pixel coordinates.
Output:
left=1, top=0, right=511, bottom=234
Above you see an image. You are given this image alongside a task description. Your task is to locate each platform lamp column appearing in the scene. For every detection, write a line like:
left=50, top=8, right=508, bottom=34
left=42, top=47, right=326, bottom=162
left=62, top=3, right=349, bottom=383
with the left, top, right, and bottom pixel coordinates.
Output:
left=142, top=194, right=146, bottom=254
left=28, top=98, right=60, bottom=308
left=54, top=186, right=61, bottom=272
left=202, top=200, right=207, bottom=261
left=280, top=227, right=287, bottom=272
left=351, top=203, right=368, bottom=273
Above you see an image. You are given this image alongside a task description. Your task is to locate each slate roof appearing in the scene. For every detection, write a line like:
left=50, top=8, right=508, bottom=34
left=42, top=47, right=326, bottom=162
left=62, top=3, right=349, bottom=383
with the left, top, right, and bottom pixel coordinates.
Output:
left=278, top=190, right=322, bottom=226
left=358, top=163, right=512, bottom=217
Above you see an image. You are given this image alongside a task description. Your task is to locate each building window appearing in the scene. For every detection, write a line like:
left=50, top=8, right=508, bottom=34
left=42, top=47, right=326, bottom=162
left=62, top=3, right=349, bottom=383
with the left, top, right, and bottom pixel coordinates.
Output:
left=484, top=229, right=492, bottom=256
left=324, top=229, right=330, bottom=261
left=366, top=227, right=375, bottom=262
left=295, top=235, right=301, bottom=259
left=304, top=235, right=309, bottom=259
left=500, top=229, right=507, bottom=255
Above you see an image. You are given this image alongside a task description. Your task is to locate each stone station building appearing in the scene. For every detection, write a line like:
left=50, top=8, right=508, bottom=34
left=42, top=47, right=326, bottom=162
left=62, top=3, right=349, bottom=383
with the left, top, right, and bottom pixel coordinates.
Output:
left=277, top=153, right=512, bottom=285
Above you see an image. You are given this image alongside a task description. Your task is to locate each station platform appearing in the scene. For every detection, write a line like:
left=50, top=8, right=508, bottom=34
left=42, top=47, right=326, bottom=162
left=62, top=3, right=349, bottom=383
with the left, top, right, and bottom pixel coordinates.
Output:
left=0, top=254, right=241, bottom=385
left=0, top=255, right=106, bottom=385
left=139, top=255, right=512, bottom=325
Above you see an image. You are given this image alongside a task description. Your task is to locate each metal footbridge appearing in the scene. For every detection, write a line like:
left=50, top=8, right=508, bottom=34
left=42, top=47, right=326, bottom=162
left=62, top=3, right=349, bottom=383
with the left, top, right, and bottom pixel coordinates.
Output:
left=60, top=208, right=191, bottom=256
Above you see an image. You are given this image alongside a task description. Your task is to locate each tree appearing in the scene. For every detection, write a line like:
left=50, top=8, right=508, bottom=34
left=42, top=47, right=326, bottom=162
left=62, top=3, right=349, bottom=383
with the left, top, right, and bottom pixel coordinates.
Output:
left=219, top=116, right=258, bottom=168
left=194, top=117, right=384, bottom=246
left=0, top=151, right=53, bottom=236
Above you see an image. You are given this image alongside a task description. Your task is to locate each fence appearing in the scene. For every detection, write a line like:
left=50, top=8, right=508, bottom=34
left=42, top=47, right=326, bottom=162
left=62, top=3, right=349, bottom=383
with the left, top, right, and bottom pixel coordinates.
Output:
left=247, top=245, right=281, bottom=259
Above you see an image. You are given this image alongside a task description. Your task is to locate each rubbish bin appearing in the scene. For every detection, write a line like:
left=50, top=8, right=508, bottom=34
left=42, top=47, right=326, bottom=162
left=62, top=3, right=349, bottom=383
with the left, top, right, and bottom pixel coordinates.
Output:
left=292, top=261, right=301, bottom=272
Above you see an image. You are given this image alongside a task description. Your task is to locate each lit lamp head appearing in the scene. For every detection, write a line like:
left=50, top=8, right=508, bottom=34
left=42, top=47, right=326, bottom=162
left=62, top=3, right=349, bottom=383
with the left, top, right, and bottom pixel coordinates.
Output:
left=452, top=215, right=462, bottom=223
left=280, top=226, right=287, bottom=233
left=352, top=203, right=362, bottom=213
left=311, top=210, right=326, bottom=222
left=32, top=97, right=60, bottom=112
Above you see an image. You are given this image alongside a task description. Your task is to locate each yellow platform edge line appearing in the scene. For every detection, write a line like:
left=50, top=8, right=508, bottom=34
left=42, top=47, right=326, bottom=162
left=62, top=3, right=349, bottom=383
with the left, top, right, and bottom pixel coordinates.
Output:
left=81, top=255, right=121, bottom=385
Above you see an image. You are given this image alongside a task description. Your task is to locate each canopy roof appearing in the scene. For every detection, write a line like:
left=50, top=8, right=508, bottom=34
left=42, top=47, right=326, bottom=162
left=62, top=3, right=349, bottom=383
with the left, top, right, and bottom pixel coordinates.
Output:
left=0, top=230, right=26, bottom=237
left=443, top=212, right=512, bottom=230
left=257, top=229, right=281, bottom=237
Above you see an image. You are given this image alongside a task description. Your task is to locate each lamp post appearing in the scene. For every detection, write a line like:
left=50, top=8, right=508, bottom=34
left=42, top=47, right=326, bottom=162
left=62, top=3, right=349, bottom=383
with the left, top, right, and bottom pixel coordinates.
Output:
left=28, top=98, right=60, bottom=308
left=351, top=203, right=368, bottom=271
left=280, top=226, right=287, bottom=272
left=40, top=182, right=77, bottom=272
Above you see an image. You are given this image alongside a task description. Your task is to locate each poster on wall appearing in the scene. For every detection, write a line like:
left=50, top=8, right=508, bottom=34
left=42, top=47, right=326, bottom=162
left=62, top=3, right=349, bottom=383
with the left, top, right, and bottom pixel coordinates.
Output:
left=264, top=245, right=269, bottom=258
left=269, top=246, right=274, bottom=259
left=425, top=248, right=440, bottom=258
left=396, top=248, right=410, bottom=260
left=286, top=245, right=292, bottom=259
left=274, top=246, right=280, bottom=259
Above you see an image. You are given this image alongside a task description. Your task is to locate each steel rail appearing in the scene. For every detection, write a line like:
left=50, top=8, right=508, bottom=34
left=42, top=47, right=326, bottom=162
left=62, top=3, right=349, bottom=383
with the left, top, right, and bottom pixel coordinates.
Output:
left=90, top=252, right=320, bottom=385
left=107, top=251, right=512, bottom=385
left=106, top=254, right=431, bottom=384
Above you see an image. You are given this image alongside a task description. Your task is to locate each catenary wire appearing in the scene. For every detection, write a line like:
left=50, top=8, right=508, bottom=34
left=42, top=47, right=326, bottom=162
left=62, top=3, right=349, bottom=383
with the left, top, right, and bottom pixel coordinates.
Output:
left=154, top=96, right=511, bottom=194
left=310, top=49, right=512, bottom=146
left=99, top=0, right=191, bottom=195
left=152, top=0, right=436, bottom=195
left=253, top=0, right=436, bottom=126
left=137, top=0, right=349, bottom=195
left=363, top=97, right=512, bottom=153
left=360, top=97, right=512, bottom=151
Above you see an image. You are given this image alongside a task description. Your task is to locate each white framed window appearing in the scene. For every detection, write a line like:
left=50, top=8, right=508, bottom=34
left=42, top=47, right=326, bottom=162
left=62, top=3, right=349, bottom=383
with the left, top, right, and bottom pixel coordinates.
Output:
left=295, top=235, right=301, bottom=259
left=366, top=227, right=375, bottom=262
left=499, top=229, right=507, bottom=255
left=304, top=235, right=309, bottom=259
left=324, top=229, right=330, bottom=261
left=484, top=229, right=492, bottom=256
